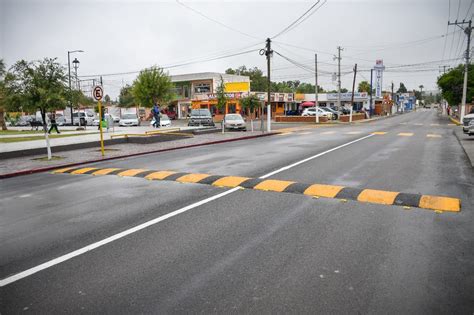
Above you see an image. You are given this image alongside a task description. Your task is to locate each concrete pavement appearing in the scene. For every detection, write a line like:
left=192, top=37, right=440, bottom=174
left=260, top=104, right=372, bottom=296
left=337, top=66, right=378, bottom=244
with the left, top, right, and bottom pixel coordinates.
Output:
left=1, top=109, right=473, bottom=313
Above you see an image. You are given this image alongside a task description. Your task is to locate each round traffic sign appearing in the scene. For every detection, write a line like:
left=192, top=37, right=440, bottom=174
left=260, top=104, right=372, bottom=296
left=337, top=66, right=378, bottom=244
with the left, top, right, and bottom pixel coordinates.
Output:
left=93, top=85, right=104, bottom=101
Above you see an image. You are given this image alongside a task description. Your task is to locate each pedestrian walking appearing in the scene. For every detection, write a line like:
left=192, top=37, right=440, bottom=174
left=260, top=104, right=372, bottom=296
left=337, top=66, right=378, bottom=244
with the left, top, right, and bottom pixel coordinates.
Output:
left=48, top=112, right=60, bottom=134
left=152, top=104, right=161, bottom=128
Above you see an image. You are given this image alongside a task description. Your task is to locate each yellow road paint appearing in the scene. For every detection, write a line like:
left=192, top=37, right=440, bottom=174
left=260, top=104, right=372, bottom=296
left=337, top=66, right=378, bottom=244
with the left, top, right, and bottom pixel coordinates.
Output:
left=212, top=176, right=250, bottom=188
left=430, top=123, right=440, bottom=126
left=92, top=168, right=121, bottom=176
left=398, top=132, right=414, bottom=137
left=414, top=123, right=424, bottom=126
left=144, top=171, right=176, bottom=180
left=426, top=134, right=442, bottom=138
left=254, top=179, right=295, bottom=192
left=53, top=167, right=76, bottom=174
left=71, top=167, right=98, bottom=175
left=321, top=131, right=335, bottom=135
left=299, top=131, right=312, bottom=135
left=304, top=184, right=344, bottom=198
left=357, top=189, right=399, bottom=205
left=176, top=173, right=210, bottom=183
left=117, top=169, right=147, bottom=177
left=419, top=195, right=461, bottom=212
left=372, top=132, right=387, bottom=135
left=277, top=132, right=292, bottom=136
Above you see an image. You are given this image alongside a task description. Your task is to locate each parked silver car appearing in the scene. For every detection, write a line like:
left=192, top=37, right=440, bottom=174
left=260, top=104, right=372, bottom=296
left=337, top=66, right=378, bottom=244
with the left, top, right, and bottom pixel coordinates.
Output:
left=224, top=114, right=246, bottom=131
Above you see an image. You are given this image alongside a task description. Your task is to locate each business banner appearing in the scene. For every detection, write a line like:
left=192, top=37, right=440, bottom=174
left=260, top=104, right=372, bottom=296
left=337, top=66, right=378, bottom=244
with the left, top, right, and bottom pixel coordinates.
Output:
left=374, top=60, right=385, bottom=98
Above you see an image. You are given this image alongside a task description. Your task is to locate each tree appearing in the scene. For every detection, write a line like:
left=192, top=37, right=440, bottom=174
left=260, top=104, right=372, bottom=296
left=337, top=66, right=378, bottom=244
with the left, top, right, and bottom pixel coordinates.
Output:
left=5, top=58, right=68, bottom=158
left=216, top=75, right=227, bottom=112
left=132, top=66, right=174, bottom=108
left=104, top=94, right=111, bottom=104
left=118, top=84, right=134, bottom=108
left=358, top=81, right=371, bottom=93
left=397, top=82, right=408, bottom=93
left=0, top=59, right=7, bottom=130
left=240, top=94, right=260, bottom=115
left=437, top=64, right=474, bottom=106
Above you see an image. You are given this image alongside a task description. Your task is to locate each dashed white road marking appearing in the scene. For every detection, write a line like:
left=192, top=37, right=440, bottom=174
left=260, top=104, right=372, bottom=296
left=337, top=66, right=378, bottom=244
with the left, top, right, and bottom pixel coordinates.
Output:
left=321, top=131, right=335, bottom=135
left=345, top=131, right=362, bottom=134
left=427, top=134, right=442, bottom=138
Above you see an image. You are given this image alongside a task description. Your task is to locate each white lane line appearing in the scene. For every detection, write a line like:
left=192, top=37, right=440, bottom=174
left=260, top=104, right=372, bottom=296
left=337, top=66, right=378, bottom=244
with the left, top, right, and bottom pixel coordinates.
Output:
left=260, top=133, right=375, bottom=179
left=1, top=132, right=375, bottom=287
left=0, top=187, right=240, bottom=287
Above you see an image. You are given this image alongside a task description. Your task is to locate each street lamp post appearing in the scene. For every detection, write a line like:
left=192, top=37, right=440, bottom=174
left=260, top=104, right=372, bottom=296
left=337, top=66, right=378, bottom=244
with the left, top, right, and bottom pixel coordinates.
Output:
left=67, top=50, right=84, bottom=126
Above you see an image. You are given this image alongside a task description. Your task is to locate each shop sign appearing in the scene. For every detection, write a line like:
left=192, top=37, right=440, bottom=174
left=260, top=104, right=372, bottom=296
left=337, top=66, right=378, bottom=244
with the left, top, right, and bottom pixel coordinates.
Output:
left=327, top=92, right=368, bottom=101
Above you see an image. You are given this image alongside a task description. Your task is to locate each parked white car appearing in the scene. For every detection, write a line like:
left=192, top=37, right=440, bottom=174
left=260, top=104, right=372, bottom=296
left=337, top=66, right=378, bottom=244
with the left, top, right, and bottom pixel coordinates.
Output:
left=119, top=114, right=140, bottom=126
left=150, top=114, right=172, bottom=127
left=223, top=114, right=246, bottom=131
left=462, top=113, right=474, bottom=133
left=302, top=107, right=332, bottom=119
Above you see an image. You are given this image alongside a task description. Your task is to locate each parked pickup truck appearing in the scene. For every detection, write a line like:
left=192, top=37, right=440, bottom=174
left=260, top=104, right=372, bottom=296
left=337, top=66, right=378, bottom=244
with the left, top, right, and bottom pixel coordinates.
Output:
left=187, top=109, right=215, bottom=127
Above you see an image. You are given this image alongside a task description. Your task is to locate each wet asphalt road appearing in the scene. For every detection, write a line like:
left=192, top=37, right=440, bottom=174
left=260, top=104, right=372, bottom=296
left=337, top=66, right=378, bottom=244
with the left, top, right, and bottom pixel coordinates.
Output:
left=1, top=109, right=473, bottom=313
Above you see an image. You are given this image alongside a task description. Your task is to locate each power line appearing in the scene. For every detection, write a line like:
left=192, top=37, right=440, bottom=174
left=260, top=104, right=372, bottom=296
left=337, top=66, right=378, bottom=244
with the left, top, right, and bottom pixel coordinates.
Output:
left=79, top=48, right=259, bottom=78
left=175, top=0, right=262, bottom=40
left=442, top=0, right=451, bottom=60
left=271, top=0, right=321, bottom=39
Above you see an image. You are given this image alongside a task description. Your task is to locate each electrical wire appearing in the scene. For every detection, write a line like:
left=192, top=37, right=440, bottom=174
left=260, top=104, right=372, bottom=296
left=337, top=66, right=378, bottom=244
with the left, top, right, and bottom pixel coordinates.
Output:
left=175, top=0, right=262, bottom=41
left=79, top=48, right=259, bottom=78
left=271, top=0, right=321, bottom=39
left=442, top=0, right=451, bottom=60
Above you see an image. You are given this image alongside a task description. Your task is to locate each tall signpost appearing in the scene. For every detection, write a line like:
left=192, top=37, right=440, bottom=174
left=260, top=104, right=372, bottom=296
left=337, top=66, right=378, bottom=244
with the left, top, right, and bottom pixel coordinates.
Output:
left=315, top=53, right=319, bottom=123
left=374, top=59, right=385, bottom=116
left=93, top=85, right=105, bottom=157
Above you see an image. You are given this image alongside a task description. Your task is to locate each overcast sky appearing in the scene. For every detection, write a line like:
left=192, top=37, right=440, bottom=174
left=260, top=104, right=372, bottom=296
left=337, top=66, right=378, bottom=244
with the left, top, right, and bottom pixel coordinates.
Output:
left=2, top=0, right=472, bottom=99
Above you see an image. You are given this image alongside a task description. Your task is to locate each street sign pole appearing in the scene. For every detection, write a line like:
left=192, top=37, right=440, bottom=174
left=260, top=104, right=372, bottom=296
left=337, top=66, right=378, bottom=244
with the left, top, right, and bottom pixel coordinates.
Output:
left=93, top=85, right=105, bottom=156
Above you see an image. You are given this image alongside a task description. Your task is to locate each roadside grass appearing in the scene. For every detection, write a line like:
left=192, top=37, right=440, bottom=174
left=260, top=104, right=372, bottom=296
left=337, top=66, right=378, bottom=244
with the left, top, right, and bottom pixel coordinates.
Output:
left=0, top=132, right=99, bottom=143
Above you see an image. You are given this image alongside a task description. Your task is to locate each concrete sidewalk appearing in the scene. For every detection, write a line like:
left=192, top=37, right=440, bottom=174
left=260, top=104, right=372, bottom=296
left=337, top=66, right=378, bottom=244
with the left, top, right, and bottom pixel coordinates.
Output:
left=453, top=127, right=474, bottom=168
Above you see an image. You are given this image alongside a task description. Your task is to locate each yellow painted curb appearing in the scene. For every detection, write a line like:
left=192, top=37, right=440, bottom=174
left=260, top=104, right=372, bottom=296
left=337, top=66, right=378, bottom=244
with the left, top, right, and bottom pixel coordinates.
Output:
left=449, top=116, right=461, bottom=126
left=52, top=167, right=76, bottom=174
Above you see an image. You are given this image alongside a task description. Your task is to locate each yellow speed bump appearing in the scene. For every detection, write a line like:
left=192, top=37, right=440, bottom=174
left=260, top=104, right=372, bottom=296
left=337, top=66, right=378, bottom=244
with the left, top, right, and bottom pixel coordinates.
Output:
left=145, top=171, right=176, bottom=180
left=419, top=195, right=461, bottom=212
left=212, top=176, right=250, bottom=188
left=398, top=132, right=414, bottom=137
left=92, top=168, right=122, bottom=176
left=372, top=132, right=387, bottom=135
left=357, top=189, right=399, bottom=205
left=304, top=184, right=344, bottom=198
left=53, top=167, right=76, bottom=174
left=117, top=169, right=147, bottom=177
left=176, top=173, right=210, bottom=183
left=254, top=179, right=295, bottom=192
left=71, top=167, right=98, bottom=174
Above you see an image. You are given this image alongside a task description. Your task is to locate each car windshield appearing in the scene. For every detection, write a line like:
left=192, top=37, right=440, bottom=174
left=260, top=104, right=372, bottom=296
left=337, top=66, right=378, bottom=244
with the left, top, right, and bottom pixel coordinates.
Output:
left=122, top=114, right=137, bottom=119
left=225, top=114, right=242, bottom=121
left=191, top=109, right=211, bottom=116
left=73, top=113, right=85, bottom=117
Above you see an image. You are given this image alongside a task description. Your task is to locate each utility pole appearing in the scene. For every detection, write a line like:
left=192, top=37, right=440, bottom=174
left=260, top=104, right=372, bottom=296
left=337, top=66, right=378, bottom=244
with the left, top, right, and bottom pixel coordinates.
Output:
left=260, top=38, right=273, bottom=132
left=448, top=19, right=472, bottom=122
left=334, top=46, right=343, bottom=109
left=391, top=81, right=394, bottom=114
left=350, top=64, right=357, bottom=123
left=369, top=69, right=373, bottom=118
left=315, top=53, right=319, bottom=123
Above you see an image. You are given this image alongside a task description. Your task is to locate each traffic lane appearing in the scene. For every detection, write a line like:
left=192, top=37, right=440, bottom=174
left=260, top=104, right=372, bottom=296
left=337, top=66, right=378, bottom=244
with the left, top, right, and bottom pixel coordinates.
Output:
left=3, top=189, right=472, bottom=313
left=268, top=112, right=467, bottom=196
left=0, top=173, right=228, bottom=279
left=80, top=126, right=383, bottom=179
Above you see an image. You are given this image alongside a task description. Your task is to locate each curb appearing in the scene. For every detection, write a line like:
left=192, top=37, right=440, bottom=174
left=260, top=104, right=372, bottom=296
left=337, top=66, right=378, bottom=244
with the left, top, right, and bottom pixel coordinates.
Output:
left=449, top=116, right=461, bottom=125
left=52, top=167, right=462, bottom=212
left=452, top=128, right=474, bottom=168
left=0, top=132, right=278, bottom=179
